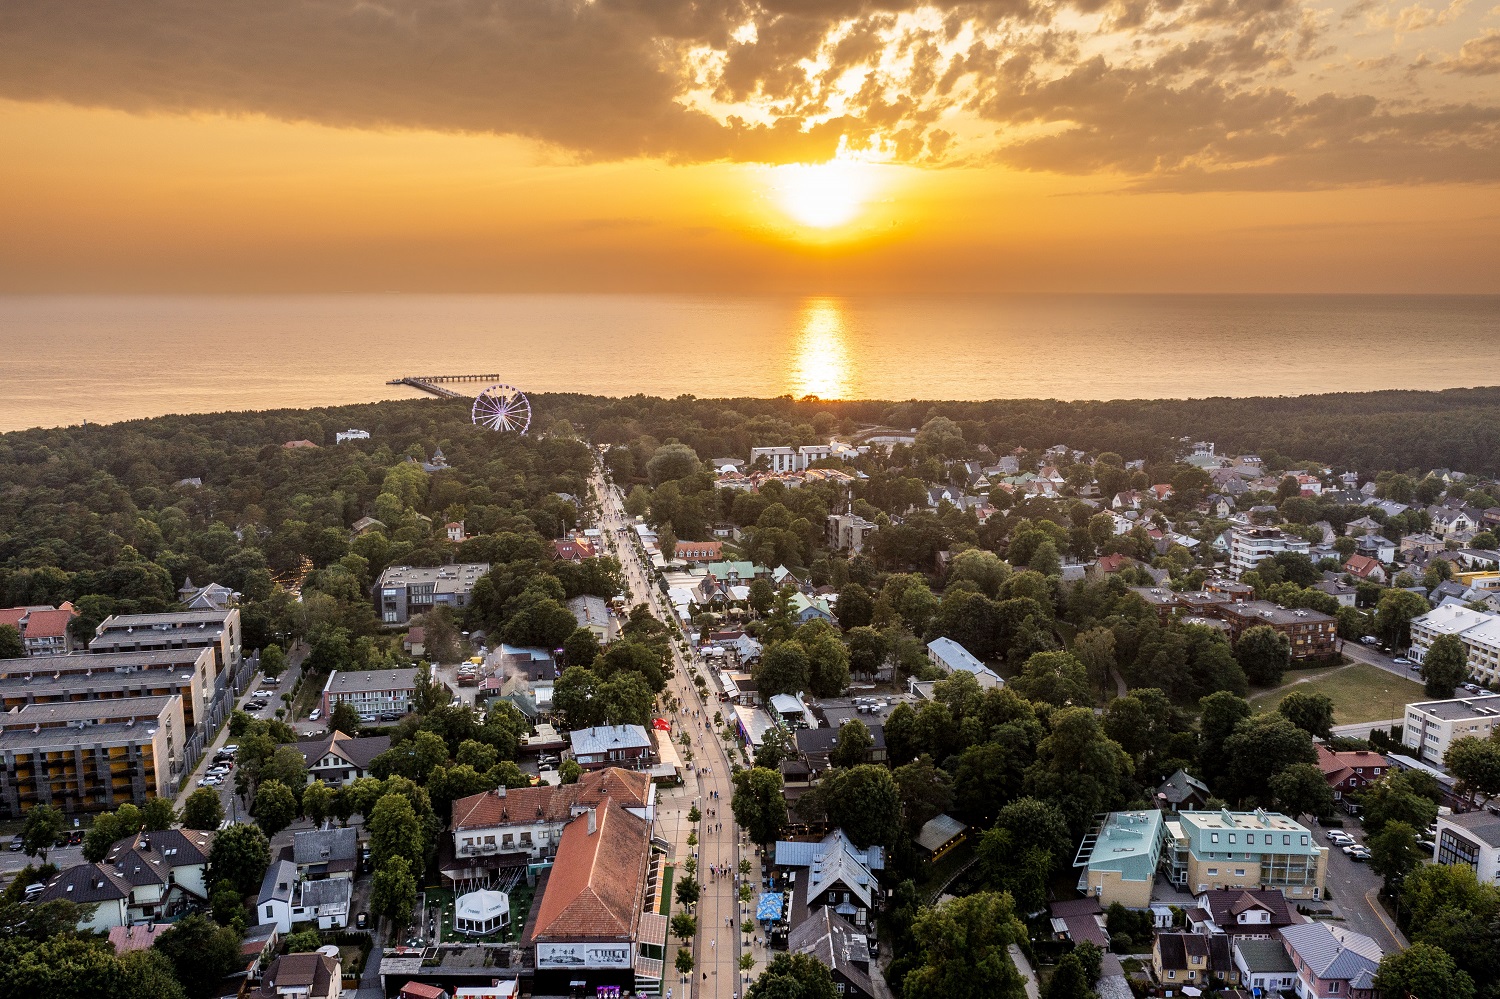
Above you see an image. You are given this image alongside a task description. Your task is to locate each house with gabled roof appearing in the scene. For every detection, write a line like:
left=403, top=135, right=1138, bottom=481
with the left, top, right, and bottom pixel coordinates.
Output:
left=292, top=730, right=391, bottom=785
left=1194, top=887, right=1301, bottom=939
left=775, top=829, right=884, bottom=931
left=1278, top=922, right=1381, bottom=999
left=787, top=907, right=877, bottom=999
left=523, top=797, right=664, bottom=997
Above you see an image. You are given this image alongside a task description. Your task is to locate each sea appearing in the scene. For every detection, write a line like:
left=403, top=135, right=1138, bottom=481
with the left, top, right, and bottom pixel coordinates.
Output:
left=1, top=294, right=1497, bottom=433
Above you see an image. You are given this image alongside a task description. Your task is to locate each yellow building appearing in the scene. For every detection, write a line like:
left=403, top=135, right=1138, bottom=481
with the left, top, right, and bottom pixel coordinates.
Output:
left=1165, top=809, right=1328, bottom=901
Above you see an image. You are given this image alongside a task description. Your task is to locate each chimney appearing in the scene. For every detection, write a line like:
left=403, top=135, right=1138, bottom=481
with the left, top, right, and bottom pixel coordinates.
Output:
left=497, top=785, right=507, bottom=799
left=586, top=808, right=597, bottom=835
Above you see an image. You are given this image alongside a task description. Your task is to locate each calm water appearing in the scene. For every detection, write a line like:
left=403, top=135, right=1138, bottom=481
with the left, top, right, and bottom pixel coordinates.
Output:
left=1, top=294, right=1497, bottom=432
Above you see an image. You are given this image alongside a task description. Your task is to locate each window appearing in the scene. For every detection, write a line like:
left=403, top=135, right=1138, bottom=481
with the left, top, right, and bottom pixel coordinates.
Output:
left=1167, top=971, right=1176, bottom=980
left=1235, top=869, right=1246, bottom=877
left=1211, top=833, right=1220, bottom=844
left=266, top=905, right=273, bottom=918
left=1283, top=834, right=1291, bottom=846
left=1207, top=868, right=1219, bottom=876
left=1329, top=983, right=1340, bottom=994
left=1229, top=834, right=1237, bottom=844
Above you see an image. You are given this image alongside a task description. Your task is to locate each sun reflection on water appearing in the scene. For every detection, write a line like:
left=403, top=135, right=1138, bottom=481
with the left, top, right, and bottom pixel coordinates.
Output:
left=789, top=299, right=851, bottom=399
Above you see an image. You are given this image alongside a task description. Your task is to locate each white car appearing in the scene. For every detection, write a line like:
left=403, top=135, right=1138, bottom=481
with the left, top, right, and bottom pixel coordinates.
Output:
left=1326, top=831, right=1354, bottom=845
left=1392, top=657, right=1412, bottom=666
left=308, top=708, right=322, bottom=721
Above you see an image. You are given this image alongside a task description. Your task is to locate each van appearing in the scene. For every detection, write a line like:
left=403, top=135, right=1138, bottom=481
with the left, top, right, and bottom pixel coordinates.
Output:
left=24, top=883, right=47, bottom=901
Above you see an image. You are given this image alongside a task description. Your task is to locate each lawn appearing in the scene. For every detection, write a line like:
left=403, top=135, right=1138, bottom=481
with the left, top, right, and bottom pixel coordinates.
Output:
left=1249, top=661, right=1424, bottom=726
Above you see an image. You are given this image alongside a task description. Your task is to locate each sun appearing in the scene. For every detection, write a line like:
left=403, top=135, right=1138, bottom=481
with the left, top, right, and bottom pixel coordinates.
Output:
left=772, top=159, right=880, bottom=229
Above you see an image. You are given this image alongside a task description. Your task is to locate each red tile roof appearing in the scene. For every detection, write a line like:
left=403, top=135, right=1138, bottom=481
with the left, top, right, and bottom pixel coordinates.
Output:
left=399, top=984, right=447, bottom=999
left=452, top=766, right=651, bottom=831
left=1345, top=554, right=1384, bottom=579
left=552, top=539, right=597, bottom=561
left=20, top=608, right=75, bottom=639
left=529, top=797, right=650, bottom=942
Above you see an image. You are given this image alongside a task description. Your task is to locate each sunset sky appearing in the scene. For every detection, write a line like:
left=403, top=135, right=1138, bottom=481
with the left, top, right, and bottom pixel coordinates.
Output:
left=3, top=1, right=1498, bottom=292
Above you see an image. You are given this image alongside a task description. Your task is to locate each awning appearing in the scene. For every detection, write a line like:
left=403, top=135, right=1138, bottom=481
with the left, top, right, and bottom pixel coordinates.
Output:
left=652, top=718, right=671, bottom=731
left=638, top=911, right=669, bottom=948
left=756, top=892, right=783, bottom=920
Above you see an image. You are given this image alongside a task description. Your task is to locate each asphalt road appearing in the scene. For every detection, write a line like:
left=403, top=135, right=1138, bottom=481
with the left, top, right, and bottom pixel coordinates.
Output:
left=592, top=462, right=748, bottom=999
left=1315, top=825, right=1407, bottom=954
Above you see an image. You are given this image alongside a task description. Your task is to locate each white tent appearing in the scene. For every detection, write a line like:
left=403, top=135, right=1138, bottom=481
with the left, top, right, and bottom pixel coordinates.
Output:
left=454, top=889, right=511, bottom=936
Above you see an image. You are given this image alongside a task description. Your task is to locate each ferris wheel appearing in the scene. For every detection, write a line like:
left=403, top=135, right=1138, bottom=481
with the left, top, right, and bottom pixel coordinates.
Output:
left=471, top=383, right=532, bottom=434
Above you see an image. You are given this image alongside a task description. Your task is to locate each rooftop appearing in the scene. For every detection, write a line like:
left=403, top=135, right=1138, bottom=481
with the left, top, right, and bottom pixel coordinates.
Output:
left=569, top=725, right=652, bottom=756
left=529, top=798, right=650, bottom=942
left=323, top=667, right=420, bottom=695
left=376, top=563, right=491, bottom=592
left=0, top=648, right=213, bottom=678
left=453, top=767, right=652, bottom=830
left=1408, top=696, right=1500, bottom=722
left=1440, top=809, right=1500, bottom=847
left=95, top=609, right=235, bottom=631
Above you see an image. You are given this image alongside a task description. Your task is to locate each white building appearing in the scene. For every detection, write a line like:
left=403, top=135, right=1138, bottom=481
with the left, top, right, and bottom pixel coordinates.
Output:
left=1229, top=527, right=1311, bottom=577
left=256, top=859, right=352, bottom=932
left=1402, top=696, right=1500, bottom=764
left=750, top=444, right=842, bottom=474
left=1434, top=810, right=1500, bottom=885
left=926, top=637, right=1004, bottom=689
left=1409, top=604, right=1500, bottom=684
left=335, top=429, right=370, bottom=444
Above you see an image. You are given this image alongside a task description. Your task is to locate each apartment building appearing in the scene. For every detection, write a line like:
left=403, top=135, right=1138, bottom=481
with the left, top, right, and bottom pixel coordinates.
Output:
left=1164, top=809, right=1327, bottom=901
left=750, top=444, right=835, bottom=473
left=320, top=668, right=420, bottom=718
left=90, top=608, right=240, bottom=678
left=826, top=511, right=878, bottom=555
left=0, top=695, right=185, bottom=817
left=1434, top=810, right=1500, bottom=885
left=375, top=563, right=491, bottom=624
left=1402, top=696, right=1500, bottom=764
left=0, top=605, right=78, bottom=656
left=1074, top=810, right=1168, bottom=907
left=1217, top=601, right=1338, bottom=660
left=1229, top=527, right=1311, bottom=577
left=1409, top=604, right=1500, bottom=684
left=0, top=647, right=216, bottom=731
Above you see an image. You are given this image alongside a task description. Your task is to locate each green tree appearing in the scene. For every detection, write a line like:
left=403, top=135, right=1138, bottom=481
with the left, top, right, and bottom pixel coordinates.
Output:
left=756, top=641, right=811, bottom=699
left=732, top=766, right=789, bottom=844
left=154, top=912, right=242, bottom=999
left=282, top=928, right=324, bottom=953
left=902, top=892, right=1027, bottom=999
left=671, top=912, right=697, bottom=941
left=1043, top=953, right=1093, bottom=999
left=141, top=796, right=177, bottom=831
left=675, top=873, right=701, bottom=907
left=1011, top=651, right=1091, bottom=708
left=830, top=719, right=874, bottom=769
left=20, top=805, right=64, bottom=863
left=208, top=822, right=271, bottom=896
left=210, top=879, right=245, bottom=930
left=371, top=854, right=417, bottom=928
left=1422, top=632, right=1469, bottom=698
left=675, top=948, right=694, bottom=976
left=563, top=628, right=602, bottom=671
left=559, top=758, right=583, bottom=784
left=1375, top=942, right=1476, bottom=999
left=1277, top=690, right=1336, bottom=739
left=892, top=755, right=953, bottom=833
left=182, top=788, right=225, bottom=831
left=369, top=792, right=426, bottom=870
left=746, top=952, right=839, bottom=999
left=1361, top=769, right=1441, bottom=836
left=329, top=700, right=362, bottom=736
left=815, top=765, right=902, bottom=849
left=258, top=642, right=287, bottom=681
left=1445, top=735, right=1500, bottom=806
left=1197, top=690, right=1252, bottom=786
left=301, top=780, right=335, bottom=827
left=1268, top=763, right=1336, bottom=819
left=1074, top=627, right=1117, bottom=696
left=1377, top=588, right=1431, bottom=649
left=1222, top=713, right=1316, bottom=804
left=0, top=624, right=23, bottom=660
left=252, top=779, right=298, bottom=838
left=1368, top=820, right=1423, bottom=894
left=1235, top=625, right=1292, bottom=687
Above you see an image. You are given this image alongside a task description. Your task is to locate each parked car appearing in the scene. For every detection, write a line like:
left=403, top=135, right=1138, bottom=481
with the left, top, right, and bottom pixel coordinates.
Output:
left=356, top=912, right=369, bottom=929
left=1326, top=831, right=1355, bottom=845
left=1360, top=635, right=1380, bottom=645
left=67, top=830, right=85, bottom=845
left=223, top=744, right=238, bottom=755
left=308, top=708, right=322, bottom=721
left=9, top=834, right=24, bottom=851
left=1393, top=657, right=1412, bottom=666
left=1346, top=846, right=1372, bottom=862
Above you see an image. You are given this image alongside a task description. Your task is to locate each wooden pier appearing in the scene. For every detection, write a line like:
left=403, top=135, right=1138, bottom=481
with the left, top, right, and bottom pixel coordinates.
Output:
left=387, top=374, right=501, bottom=400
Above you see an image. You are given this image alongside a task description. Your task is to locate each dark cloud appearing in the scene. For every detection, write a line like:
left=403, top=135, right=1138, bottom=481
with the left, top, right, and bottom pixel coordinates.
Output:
left=0, top=0, right=1496, bottom=188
